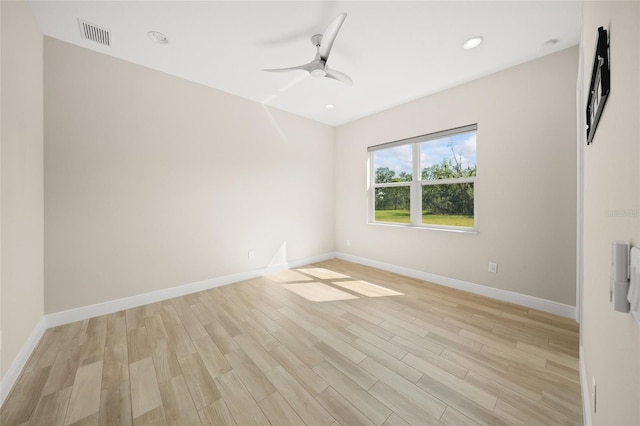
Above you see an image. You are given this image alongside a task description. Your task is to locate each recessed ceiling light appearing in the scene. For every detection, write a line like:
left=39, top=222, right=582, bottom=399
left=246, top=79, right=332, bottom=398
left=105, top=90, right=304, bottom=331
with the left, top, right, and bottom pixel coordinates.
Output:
left=463, top=36, right=483, bottom=50
left=325, top=104, right=335, bottom=109
left=148, top=31, right=169, bottom=44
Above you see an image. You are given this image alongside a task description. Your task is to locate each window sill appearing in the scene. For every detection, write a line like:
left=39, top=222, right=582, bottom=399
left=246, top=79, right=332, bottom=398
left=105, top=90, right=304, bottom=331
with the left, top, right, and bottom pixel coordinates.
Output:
left=367, top=221, right=479, bottom=234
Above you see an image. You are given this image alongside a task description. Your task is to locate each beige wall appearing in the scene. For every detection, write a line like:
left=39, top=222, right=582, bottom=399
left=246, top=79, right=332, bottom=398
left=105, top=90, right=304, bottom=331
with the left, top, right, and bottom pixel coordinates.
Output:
left=581, top=2, right=640, bottom=424
left=44, top=38, right=335, bottom=314
left=0, top=1, right=45, bottom=377
left=335, top=47, right=578, bottom=306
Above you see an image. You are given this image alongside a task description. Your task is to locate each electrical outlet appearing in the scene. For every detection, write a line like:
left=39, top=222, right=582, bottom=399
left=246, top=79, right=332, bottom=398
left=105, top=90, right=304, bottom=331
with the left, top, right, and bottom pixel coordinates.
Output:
left=488, top=262, right=498, bottom=273
left=346, top=240, right=351, bottom=247
left=248, top=250, right=255, bottom=260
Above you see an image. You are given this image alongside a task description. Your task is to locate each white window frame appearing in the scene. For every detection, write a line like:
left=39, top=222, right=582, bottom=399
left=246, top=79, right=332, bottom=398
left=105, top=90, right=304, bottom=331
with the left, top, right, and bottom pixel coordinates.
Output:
left=368, top=124, right=478, bottom=232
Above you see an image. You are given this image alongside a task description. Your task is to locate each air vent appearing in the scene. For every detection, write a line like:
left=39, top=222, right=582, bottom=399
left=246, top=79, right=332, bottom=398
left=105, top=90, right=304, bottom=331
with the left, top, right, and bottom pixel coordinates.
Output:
left=78, top=19, right=111, bottom=46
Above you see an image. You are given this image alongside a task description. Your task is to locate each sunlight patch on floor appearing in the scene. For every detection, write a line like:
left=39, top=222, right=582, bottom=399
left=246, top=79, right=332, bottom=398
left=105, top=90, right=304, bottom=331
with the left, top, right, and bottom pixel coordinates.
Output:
left=264, top=269, right=314, bottom=283
left=332, top=280, right=404, bottom=297
left=281, top=282, right=358, bottom=302
left=266, top=265, right=405, bottom=302
left=296, top=268, right=350, bottom=280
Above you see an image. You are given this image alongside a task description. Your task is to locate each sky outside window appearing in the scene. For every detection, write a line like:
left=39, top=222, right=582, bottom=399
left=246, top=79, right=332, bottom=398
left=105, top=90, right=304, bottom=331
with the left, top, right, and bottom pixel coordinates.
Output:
left=373, top=132, right=476, bottom=179
left=421, top=131, right=476, bottom=172
left=372, top=144, right=412, bottom=179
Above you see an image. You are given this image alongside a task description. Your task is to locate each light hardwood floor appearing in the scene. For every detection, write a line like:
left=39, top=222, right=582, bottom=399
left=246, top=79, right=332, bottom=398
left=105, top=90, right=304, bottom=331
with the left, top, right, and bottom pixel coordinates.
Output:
left=1, top=259, right=582, bottom=425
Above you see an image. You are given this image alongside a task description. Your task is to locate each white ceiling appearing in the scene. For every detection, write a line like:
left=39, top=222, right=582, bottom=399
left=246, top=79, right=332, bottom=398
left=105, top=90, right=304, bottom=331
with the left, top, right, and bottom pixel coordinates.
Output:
left=28, top=1, right=582, bottom=127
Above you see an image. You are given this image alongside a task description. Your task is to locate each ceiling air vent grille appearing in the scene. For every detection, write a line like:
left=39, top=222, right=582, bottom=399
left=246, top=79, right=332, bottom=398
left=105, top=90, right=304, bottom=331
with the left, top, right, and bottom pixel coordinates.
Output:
left=78, top=19, right=111, bottom=46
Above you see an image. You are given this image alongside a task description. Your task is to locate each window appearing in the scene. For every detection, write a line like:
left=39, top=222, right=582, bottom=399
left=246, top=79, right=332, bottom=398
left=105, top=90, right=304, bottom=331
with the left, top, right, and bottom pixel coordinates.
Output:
left=369, top=124, right=477, bottom=230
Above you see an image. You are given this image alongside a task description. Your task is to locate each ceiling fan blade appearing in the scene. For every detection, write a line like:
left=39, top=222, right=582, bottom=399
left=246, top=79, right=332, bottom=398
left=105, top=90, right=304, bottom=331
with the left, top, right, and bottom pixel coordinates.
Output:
left=319, top=13, right=347, bottom=63
left=326, top=68, right=353, bottom=86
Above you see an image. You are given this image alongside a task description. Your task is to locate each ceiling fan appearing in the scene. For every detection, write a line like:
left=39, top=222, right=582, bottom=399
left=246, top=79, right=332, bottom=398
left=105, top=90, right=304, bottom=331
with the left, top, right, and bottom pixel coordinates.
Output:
left=262, top=13, right=353, bottom=86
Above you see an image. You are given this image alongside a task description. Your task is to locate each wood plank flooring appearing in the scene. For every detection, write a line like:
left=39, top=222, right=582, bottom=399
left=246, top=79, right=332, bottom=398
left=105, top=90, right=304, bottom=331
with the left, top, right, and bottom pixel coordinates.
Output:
left=1, top=259, right=582, bottom=425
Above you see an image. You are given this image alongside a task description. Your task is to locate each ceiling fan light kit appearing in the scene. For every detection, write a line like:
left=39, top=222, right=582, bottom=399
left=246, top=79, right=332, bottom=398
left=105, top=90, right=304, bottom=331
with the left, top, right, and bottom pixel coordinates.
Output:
left=311, top=68, right=327, bottom=78
left=262, top=13, right=353, bottom=86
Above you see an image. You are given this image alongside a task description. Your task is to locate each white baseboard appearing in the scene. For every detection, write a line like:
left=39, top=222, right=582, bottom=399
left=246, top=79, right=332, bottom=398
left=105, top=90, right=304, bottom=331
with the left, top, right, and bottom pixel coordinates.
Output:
left=0, top=317, right=46, bottom=408
left=335, top=252, right=577, bottom=319
left=580, top=345, right=592, bottom=425
left=45, top=251, right=335, bottom=328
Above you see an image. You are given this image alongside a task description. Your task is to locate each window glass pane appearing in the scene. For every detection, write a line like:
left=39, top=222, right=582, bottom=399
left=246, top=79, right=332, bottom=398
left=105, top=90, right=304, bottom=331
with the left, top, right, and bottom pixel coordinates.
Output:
left=374, top=186, right=410, bottom=224
left=422, top=183, right=474, bottom=227
left=373, top=145, right=413, bottom=183
left=421, top=131, right=476, bottom=180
